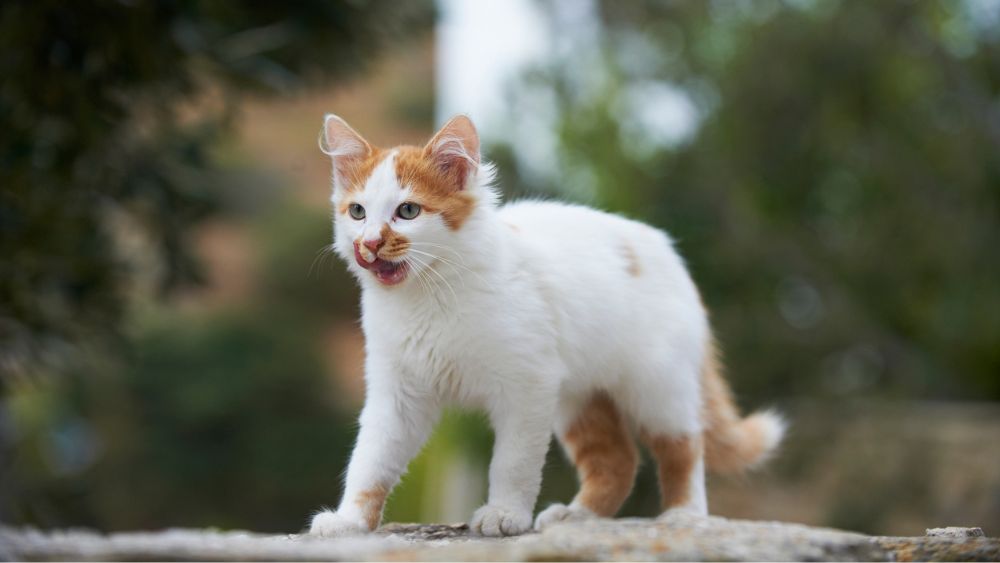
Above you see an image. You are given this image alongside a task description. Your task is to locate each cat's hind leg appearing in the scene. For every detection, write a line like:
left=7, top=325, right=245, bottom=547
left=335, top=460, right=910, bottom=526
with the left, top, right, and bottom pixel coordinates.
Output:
left=627, top=359, right=708, bottom=517
left=639, top=430, right=707, bottom=516
left=534, top=391, right=639, bottom=531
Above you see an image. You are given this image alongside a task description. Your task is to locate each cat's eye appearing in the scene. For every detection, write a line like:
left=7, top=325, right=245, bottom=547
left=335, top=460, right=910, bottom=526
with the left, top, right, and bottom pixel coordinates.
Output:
left=397, top=202, right=421, bottom=220
left=348, top=203, right=366, bottom=220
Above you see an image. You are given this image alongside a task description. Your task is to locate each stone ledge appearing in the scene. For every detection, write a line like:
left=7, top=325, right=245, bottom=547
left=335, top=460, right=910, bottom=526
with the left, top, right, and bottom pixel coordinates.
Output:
left=2, top=512, right=997, bottom=561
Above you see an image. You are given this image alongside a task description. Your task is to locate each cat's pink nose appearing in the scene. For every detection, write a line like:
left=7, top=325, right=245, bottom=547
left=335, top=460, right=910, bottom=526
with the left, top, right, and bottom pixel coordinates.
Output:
left=363, top=239, right=384, bottom=254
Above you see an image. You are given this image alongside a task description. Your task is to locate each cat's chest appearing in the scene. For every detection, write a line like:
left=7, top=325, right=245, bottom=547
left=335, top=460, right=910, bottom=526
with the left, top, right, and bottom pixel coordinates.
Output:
left=364, top=297, right=478, bottom=372
left=396, top=311, right=457, bottom=358
left=360, top=280, right=548, bottom=401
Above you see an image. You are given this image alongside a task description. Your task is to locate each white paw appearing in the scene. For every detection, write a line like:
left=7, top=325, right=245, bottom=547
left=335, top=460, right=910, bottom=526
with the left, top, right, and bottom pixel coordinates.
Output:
left=309, top=510, right=368, bottom=537
left=534, top=503, right=596, bottom=531
left=470, top=504, right=533, bottom=537
left=657, top=504, right=709, bottom=523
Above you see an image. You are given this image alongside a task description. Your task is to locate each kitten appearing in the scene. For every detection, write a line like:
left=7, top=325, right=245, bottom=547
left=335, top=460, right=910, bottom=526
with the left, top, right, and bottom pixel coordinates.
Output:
left=309, top=114, right=785, bottom=537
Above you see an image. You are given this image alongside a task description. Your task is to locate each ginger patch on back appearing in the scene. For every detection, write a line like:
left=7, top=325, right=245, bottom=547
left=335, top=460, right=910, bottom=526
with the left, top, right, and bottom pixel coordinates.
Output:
left=621, top=243, right=642, bottom=277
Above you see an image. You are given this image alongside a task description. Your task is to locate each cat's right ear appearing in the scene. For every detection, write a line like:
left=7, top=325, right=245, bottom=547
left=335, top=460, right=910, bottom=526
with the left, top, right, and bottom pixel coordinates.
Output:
left=320, top=114, right=371, bottom=190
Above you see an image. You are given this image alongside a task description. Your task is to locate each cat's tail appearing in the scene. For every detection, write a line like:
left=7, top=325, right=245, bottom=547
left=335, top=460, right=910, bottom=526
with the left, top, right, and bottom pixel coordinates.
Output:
left=701, top=341, right=786, bottom=474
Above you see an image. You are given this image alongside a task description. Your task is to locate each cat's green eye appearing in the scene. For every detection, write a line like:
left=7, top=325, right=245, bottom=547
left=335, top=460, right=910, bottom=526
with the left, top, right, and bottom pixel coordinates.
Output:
left=397, top=202, right=421, bottom=220
left=348, top=203, right=365, bottom=220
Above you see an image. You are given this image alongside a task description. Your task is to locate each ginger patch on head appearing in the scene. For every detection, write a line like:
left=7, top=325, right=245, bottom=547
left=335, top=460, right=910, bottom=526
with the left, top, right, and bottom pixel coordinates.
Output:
left=337, top=147, right=387, bottom=194
left=394, top=146, right=476, bottom=230
left=355, top=483, right=390, bottom=530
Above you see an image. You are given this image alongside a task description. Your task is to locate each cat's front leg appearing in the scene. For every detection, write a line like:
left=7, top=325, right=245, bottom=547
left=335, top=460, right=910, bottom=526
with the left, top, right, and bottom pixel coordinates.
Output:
left=471, top=392, right=556, bottom=537
left=310, top=378, right=437, bottom=537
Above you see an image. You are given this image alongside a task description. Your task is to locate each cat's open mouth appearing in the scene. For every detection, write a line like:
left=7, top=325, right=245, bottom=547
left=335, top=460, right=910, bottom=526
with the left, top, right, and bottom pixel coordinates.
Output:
left=369, top=259, right=408, bottom=285
left=355, top=248, right=409, bottom=286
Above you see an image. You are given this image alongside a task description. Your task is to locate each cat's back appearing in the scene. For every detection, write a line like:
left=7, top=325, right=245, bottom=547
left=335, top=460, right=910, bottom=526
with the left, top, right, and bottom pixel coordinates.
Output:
left=499, top=199, right=640, bottom=239
left=496, top=199, right=707, bottom=384
left=497, top=199, right=703, bottom=323
left=497, top=199, right=682, bottom=280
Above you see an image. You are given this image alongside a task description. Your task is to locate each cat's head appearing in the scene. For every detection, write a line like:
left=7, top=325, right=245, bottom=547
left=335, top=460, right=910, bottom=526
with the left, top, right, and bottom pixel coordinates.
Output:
left=321, top=114, right=493, bottom=288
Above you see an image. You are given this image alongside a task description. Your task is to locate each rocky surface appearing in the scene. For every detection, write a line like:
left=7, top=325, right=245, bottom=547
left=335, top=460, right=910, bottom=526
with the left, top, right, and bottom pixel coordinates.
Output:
left=2, top=512, right=997, bottom=561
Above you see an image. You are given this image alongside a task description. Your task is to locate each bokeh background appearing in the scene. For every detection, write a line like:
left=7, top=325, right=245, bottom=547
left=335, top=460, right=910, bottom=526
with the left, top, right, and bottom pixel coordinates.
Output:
left=2, top=0, right=999, bottom=537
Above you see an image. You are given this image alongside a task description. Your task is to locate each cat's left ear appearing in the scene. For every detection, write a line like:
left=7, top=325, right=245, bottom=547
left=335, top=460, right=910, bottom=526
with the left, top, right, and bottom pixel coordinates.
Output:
left=320, top=114, right=372, bottom=190
left=424, top=115, right=480, bottom=191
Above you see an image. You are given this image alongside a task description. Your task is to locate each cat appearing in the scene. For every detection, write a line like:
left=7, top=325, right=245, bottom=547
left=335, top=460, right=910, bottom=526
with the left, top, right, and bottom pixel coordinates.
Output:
left=308, top=114, right=785, bottom=537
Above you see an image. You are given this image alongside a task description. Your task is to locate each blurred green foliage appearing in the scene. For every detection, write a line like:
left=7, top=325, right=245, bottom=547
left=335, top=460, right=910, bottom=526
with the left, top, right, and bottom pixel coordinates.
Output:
left=8, top=310, right=354, bottom=532
left=0, top=0, right=432, bottom=380
left=383, top=409, right=494, bottom=524
left=498, top=0, right=1000, bottom=404
left=4, top=201, right=364, bottom=531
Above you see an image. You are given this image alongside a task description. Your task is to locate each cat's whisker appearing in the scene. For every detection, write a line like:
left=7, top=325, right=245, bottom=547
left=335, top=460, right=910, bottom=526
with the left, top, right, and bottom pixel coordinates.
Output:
left=408, top=242, right=467, bottom=263
left=404, top=242, right=496, bottom=291
left=423, top=262, right=459, bottom=304
left=403, top=254, right=437, bottom=298
left=308, top=250, right=326, bottom=279
left=406, top=249, right=470, bottom=290
left=407, top=252, right=458, bottom=304
left=405, top=254, right=445, bottom=301
left=407, top=247, right=473, bottom=287
left=407, top=248, right=500, bottom=293
left=308, top=244, right=338, bottom=279
left=411, top=257, right=451, bottom=310
left=403, top=256, right=433, bottom=297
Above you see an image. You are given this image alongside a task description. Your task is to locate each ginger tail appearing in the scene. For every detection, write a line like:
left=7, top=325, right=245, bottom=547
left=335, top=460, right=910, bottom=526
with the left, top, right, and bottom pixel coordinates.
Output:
left=701, top=340, right=786, bottom=474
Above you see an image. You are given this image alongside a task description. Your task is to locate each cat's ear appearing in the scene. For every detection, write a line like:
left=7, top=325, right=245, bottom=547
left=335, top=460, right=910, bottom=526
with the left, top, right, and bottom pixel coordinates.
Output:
left=320, top=114, right=371, bottom=189
left=424, top=115, right=480, bottom=191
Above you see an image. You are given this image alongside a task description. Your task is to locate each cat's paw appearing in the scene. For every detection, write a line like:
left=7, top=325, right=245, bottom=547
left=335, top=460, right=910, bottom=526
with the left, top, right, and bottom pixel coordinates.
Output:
left=533, top=503, right=596, bottom=531
left=309, top=510, right=368, bottom=537
left=470, top=504, right=532, bottom=537
left=656, top=504, right=709, bottom=524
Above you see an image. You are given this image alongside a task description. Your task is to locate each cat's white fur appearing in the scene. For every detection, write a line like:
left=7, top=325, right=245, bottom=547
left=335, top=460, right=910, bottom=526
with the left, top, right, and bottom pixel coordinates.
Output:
left=309, top=115, right=775, bottom=538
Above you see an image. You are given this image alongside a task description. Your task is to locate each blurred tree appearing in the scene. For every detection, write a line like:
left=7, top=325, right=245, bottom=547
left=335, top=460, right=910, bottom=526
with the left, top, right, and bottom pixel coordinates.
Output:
left=8, top=309, right=357, bottom=531
left=0, top=0, right=433, bottom=381
left=5, top=201, right=365, bottom=531
left=497, top=0, right=1000, bottom=403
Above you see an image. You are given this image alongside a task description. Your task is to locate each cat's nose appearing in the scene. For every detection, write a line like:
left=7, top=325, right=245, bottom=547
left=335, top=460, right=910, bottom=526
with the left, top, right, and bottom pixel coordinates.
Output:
left=363, top=239, right=384, bottom=254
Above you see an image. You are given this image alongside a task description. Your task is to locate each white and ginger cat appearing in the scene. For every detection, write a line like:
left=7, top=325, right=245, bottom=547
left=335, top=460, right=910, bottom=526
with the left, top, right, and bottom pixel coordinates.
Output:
left=309, top=114, right=785, bottom=538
